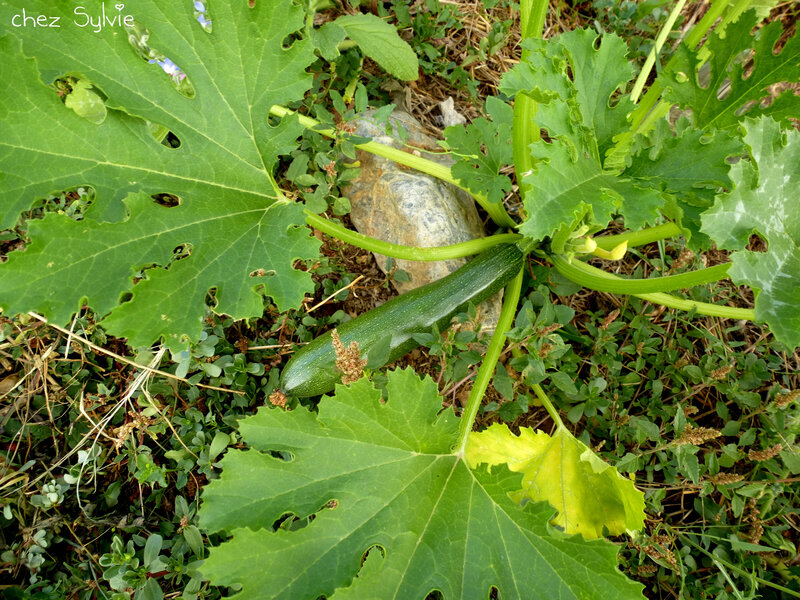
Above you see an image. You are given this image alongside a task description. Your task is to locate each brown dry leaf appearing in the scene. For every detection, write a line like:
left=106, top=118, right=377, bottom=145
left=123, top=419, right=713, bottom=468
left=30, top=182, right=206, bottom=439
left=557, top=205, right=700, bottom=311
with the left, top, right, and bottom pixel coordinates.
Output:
left=0, top=373, right=20, bottom=396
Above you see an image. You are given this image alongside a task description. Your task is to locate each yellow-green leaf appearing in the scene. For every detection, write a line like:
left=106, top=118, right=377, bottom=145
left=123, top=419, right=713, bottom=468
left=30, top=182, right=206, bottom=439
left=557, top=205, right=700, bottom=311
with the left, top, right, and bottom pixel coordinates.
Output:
left=466, top=423, right=645, bottom=539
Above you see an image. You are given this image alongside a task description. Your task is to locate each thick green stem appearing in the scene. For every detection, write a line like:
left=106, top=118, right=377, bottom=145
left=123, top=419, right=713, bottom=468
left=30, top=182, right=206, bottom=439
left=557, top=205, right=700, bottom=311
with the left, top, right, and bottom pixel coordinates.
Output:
left=270, top=105, right=516, bottom=228
left=519, top=0, right=548, bottom=39
left=455, top=267, right=524, bottom=456
left=551, top=254, right=731, bottom=293
left=684, top=0, right=732, bottom=50
left=593, top=222, right=683, bottom=250
left=512, top=0, right=548, bottom=218
left=305, top=210, right=522, bottom=260
left=551, top=255, right=756, bottom=320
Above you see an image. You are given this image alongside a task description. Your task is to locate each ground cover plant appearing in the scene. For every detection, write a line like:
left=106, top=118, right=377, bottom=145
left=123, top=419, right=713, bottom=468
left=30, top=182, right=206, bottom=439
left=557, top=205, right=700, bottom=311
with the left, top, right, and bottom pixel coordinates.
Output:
left=1, top=0, right=799, bottom=598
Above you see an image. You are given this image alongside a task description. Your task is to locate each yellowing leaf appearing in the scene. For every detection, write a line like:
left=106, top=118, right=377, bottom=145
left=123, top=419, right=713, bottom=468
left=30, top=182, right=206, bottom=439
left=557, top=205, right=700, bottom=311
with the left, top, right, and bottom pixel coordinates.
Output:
left=466, top=423, right=645, bottom=539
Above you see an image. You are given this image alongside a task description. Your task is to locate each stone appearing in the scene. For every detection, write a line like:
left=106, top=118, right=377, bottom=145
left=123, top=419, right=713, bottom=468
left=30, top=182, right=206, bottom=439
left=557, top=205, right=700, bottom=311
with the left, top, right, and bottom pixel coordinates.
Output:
left=343, top=108, right=502, bottom=331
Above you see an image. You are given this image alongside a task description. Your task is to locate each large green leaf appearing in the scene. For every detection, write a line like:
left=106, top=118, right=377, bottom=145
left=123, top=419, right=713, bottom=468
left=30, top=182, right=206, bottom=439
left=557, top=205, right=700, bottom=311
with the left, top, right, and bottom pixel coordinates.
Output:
left=503, top=30, right=671, bottom=238
left=499, top=27, right=748, bottom=240
left=0, top=0, right=320, bottom=350
left=199, top=369, right=643, bottom=599
left=503, top=32, right=639, bottom=239
left=701, top=117, right=800, bottom=349
left=626, top=118, right=741, bottom=246
left=662, top=10, right=800, bottom=131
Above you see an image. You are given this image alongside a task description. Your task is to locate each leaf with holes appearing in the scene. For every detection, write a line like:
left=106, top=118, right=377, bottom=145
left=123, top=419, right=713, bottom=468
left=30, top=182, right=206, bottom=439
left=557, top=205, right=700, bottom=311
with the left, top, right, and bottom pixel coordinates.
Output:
left=199, top=368, right=643, bottom=599
left=701, top=117, right=800, bottom=348
left=499, top=28, right=745, bottom=239
left=0, top=0, right=320, bottom=350
left=662, top=10, right=800, bottom=131
left=503, top=30, right=662, bottom=238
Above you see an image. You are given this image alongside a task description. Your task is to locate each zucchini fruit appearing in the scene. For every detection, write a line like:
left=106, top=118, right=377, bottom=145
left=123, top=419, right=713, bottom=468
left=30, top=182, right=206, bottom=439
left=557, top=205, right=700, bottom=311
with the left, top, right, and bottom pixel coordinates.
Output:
left=279, top=242, right=525, bottom=397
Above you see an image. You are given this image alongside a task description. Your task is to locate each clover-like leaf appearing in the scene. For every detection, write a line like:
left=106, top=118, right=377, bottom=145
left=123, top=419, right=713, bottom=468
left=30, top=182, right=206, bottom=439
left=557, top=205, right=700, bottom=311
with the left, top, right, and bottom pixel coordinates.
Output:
left=467, top=423, right=645, bottom=539
left=0, top=0, right=321, bottom=350
left=199, top=369, right=643, bottom=599
left=701, top=117, right=800, bottom=349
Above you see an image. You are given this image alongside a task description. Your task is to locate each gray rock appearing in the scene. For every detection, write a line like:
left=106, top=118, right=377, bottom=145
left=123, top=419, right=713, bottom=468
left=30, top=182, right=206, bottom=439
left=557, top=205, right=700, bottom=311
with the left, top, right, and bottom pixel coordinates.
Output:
left=343, top=108, right=502, bottom=331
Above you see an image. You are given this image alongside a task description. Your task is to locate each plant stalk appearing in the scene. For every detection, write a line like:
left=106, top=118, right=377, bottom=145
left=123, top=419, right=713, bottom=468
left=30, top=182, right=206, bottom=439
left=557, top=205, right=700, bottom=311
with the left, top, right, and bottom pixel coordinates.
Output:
left=551, top=255, right=756, bottom=320
left=630, top=0, right=688, bottom=103
left=550, top=254, right=731, bottom=294
left=305, top=210, right=523, bottom=260
left=270, top=105, right=516, bottom=228
left=593, top=222, right=683, bottom=250
left=511, top=0, right=548, bottom=221
left=455, top=266, right=524, bottom=456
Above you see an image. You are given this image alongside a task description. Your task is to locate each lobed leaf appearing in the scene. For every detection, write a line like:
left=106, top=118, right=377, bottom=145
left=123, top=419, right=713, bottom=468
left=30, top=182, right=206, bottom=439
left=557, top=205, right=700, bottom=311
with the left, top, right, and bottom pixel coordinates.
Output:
left=467, top=423, right=645, bottom=539
left=662, top=10, right=800, bottom=131
left=0, top=0, right=321, bottom=350
left=444, top=96, right=514, bottom=205
left=626, top=119, right=742, bottom=244
left=701, top=117, right=800, bottom=349
left=500, top=27, right=750, bottom=240
left=200, top=368, right=643, bottom=599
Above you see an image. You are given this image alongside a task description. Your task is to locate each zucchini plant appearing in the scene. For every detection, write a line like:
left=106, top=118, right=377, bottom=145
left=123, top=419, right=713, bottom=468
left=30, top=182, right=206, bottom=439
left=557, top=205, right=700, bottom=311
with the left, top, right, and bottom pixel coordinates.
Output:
left=1, top=0, right=798, bottom=598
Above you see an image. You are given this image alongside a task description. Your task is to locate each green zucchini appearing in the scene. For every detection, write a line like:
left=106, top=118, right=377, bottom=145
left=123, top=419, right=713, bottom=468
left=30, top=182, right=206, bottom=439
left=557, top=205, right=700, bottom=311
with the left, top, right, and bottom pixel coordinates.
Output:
left=279, top=242, right=525, bottom=397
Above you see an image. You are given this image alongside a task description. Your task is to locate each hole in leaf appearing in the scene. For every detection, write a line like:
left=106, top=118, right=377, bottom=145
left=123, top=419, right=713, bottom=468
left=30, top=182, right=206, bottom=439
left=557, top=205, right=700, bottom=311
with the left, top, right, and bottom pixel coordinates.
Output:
left=119, top=292, right=133, bottom=303
left=696, top=62, right=711, bottom=89
left=193, top=0, right=212, bottom=32
left=355, top=545, right=385, bottom=576
left=248, top=0, right=255, bottom=8
left=6, top=187, right=96, bottom=256
left=425, top=591, right=444, bottom=600
left=592, top=34, right=602, bottom=51
left=54, top=76, right=108, bottom=125
left=206, top=287, right=218, bottom=307
left=172, top=243, right=192, bottom=261
left=162, top=130, right=182, bottom=148
left=151, top=193, right=181, bottom=208
left=249, top=268, right=276, bottom=278
left=146, top=121, right=181, bottom=148
left=267, top=450, right=293, bottom=461
left=716, top=77, right=732, bottom=101
left=273, top=512, right=315, bottom=532
left=361, top=544, right=384, bottom=563
left=125, top=21, right=196, bottom=98
left=282, top=33, right=300, bottom=51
